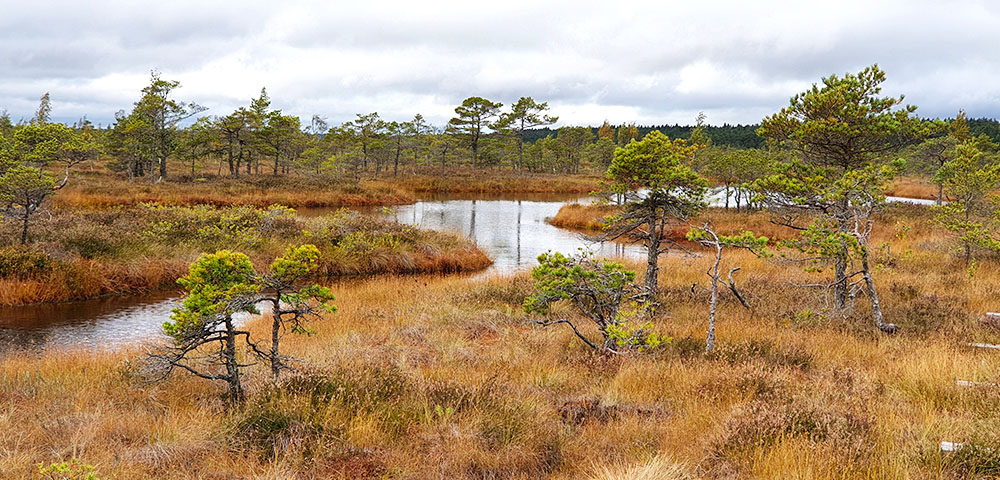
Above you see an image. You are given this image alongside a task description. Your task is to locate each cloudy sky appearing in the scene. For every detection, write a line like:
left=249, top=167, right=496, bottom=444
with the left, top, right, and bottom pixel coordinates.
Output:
left=2, top=0, right=999, bottom=128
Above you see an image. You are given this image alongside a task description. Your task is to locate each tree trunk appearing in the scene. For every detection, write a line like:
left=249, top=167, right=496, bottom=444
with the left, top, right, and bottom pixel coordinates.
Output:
left=393, top=141, right=400, bottom=177
left=833, top=248, right=848, bottom=311
left=223, top=317, right=243, bottom=403
left=20, top=209, right=30, bottom=245
left=860, top=244, right=889, bottom=331
left=724, top=185, right=730, bottom=211
left=833, top=212, right=850, bottom=311
left=706, top=240, right=721, bottom=353
left=273, top=152, right=280, bottom=176
left=644, top=214, right=660, bottom=295
left=517, top=119, right=525, bottom=174
left=937, top=182, right=944, bottom=206
left=362, top=144, right=368, bottom=172
left=271, top=303, right=282, bottom=381
left=158, top=155, right=167, bottom=181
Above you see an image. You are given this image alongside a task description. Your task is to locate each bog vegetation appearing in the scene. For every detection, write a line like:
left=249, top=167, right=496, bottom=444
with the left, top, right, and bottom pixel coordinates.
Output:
left=5, top=65, right=1000, bottom=478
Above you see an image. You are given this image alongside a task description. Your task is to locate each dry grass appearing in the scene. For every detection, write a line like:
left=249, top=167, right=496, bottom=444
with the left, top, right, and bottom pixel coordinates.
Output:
left=0, top=205, right=489, bottom=306
left=548, top=203, right=798, bottom=245
left=886, top=176, right=945, bottom=201
left=5, top=203, right=1000, bottom=478
left=56, top=173, right=415, bottom=209
left=547, top=203, right=622, bottom=231
left=55, top=170, right=600, bottom=210
left=388, top=170, right=601, bottom=194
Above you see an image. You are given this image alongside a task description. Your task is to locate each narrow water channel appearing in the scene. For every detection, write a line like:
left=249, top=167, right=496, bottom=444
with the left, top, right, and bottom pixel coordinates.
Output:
left=0, top=194, right=641, bottom=351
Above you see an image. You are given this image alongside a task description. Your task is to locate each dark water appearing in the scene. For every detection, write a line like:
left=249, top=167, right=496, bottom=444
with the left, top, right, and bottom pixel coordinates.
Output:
left=0, top=289, right=181, bottom=351
left=0, top=195, right=642, bottom=351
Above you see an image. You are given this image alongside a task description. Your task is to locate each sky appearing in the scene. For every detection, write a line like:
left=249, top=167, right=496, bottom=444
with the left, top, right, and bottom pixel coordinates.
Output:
left=2, top=0, right=999, bottom=129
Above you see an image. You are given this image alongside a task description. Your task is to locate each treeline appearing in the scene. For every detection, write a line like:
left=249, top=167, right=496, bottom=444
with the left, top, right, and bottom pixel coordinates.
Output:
left=5, top=70, right=1000, bottom=193
left=525, top=122, right=765, bottom=148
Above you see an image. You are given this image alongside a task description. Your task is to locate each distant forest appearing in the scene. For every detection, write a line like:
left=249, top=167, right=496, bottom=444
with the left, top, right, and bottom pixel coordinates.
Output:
left=526, top=117, right=1000, bottom=149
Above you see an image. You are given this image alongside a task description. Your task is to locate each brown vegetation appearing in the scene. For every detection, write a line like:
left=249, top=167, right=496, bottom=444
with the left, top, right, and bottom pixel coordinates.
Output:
left=547, top=203, right=621, bottom=231
left=54, top=170, right=601, bottom=210
left=0, top=205, right=489, bottom=306
left=55, top=173, right=415, bottom=208
left=885, top=175, right=946, bottom=201
left=390, top=170, right=601, bottom=195
left=548, top=203, right=796, bottom=244
left=5, top=202, right=1000, bottom=478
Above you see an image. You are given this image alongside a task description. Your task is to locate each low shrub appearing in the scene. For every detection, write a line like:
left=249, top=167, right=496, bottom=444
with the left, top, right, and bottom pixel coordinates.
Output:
left=0, top=246, right=52, bottom=279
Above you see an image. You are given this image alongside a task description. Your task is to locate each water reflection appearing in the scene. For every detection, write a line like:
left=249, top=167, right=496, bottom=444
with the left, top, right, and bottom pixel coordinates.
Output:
left=0, top=195, right=641, bottom=351
left=385, top=197, right=643, bottom=276
left=0, top=290, right=180, bottom=351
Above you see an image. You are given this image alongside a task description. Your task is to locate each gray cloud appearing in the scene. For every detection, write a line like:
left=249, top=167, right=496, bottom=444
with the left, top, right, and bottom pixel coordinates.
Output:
left=2, top=0, right=999, bottom=128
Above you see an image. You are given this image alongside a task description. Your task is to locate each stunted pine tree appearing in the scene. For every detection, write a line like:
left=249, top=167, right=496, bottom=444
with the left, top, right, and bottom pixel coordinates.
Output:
left=260, top=245, right=335, bottom=380
left=129, top=72, right=205, bottom=181
left=448, top=97, right=502, bottom=169
left=160, top=250, right=260, bottom=403
left=756, top=65, right=927, bottom=332
left=602, top=130, right=709, bottom=295
left=496, top=97, right=557, bottom=173
left=158, top=245, right=335, bottom=402
left=933, top=141, right=1000, bottom=264
left=525, top=251, right=663, bottom=354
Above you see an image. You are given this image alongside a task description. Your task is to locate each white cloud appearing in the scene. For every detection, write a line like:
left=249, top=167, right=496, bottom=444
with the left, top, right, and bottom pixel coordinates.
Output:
left=2, top=0, right=999, bottom=127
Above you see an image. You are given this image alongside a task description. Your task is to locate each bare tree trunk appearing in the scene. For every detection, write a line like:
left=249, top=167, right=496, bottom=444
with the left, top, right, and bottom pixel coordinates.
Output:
left=706, top=238, right=722, bottom=353
left=860, top=244, right=894, bottom=333
left=158, top=155, right=167, bottom=181
left=644, top=215, right=660, bottom=294
left=20, top=209, right=30, bottom=245
left=271, top=304, right=282, bottom=381
left=937, top=182, right=944, bottom=206
left=223, top=317, right=243, bottom=403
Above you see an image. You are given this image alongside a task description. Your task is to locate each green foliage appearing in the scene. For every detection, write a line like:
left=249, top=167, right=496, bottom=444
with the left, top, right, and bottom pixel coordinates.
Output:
left=524, top=251, right=635, bottom=314
left=758, top=64, right=926, bottom=171
left=164, top=250, right=260, bottom=339
left=336, top=231, right=401, bottom=255
left=269, top=244, right=337, bottom=324
left=525, top=251, right=664, bottom=352
left=686, top=229, right=771, bottom=257
left=37, top=459, right=101, bottom=480
left=449, top=96, right=503, bottom=166
left=141, top=204, right=297, bottom=249
left=607, top=130, right=703, bottom=190
left=603, top=129, right=709, bottom=291
left=932, top=140, right=1000, bottom=260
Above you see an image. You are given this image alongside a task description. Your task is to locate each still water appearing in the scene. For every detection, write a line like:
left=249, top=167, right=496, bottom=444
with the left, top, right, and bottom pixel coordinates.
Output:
left=0, top=191, right=937, bottom=350
left=0, top=195, right=641, bottom=350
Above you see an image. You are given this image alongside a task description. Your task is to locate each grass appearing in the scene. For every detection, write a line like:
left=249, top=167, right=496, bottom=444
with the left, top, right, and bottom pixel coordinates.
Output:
left=548, top=203, right=797, bottom=244
left=54, top=169, right=601, bottom=209
left=5, top=200, right=1000, bottom=478
left=387, top=169, right=602, bottom=195
left=56, top=172, right=416, bottom=209
left=0, top=204, right=489, bottom=306
left=886, top=175, right=945, bottom=201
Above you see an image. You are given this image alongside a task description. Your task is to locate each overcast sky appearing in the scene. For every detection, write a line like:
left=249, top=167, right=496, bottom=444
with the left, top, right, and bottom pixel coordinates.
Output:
left=2, top=0, right=999, bottom=128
